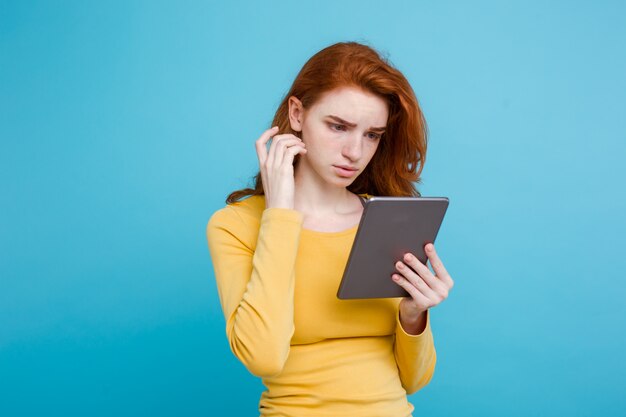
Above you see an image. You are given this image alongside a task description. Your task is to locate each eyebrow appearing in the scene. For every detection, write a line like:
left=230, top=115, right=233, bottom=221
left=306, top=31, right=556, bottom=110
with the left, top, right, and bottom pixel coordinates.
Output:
left=326, top=115, right=386, bottom=132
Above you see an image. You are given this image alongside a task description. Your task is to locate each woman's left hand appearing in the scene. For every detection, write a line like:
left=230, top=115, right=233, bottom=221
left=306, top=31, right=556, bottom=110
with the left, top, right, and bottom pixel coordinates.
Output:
left=392, top=243, right=454, bottom=329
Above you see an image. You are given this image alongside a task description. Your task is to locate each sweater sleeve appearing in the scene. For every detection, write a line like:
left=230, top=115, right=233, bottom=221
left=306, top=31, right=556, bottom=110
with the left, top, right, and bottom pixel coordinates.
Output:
left=393, top=308, right=437, bottom=395
left=206, top=206, right=304, bottom=378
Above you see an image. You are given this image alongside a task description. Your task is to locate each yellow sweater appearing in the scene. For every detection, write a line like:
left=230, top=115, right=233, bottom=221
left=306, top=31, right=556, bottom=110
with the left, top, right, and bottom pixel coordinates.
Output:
left=206, top=194, right=436, bottom=417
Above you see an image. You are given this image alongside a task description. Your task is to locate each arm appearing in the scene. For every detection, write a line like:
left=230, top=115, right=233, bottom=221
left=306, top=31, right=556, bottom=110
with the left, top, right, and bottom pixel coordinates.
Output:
left=394, top=308, right=437, bottom=394
left=206, top=206, right=303, bottom=377
left=391, top=243, right=454, bottom=394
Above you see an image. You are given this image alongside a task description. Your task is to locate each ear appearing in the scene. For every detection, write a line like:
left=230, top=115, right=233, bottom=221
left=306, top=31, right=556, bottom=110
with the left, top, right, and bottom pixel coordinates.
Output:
left=288, top=96, right=304, bottom=132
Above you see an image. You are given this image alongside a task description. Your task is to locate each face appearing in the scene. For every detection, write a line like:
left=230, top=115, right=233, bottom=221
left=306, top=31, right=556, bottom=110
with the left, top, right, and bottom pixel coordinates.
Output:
left=288, top=86, right=389, bottom=188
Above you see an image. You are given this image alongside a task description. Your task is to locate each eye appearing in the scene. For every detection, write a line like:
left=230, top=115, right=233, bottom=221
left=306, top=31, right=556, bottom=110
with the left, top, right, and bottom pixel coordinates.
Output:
left=329, top=123, right=346, bottom=131
left=367, top=132, right=382, bottom=140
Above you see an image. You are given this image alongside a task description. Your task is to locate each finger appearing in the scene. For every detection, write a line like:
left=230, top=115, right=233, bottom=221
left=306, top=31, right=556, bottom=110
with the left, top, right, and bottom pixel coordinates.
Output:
left=395, top=260, right=439, bottom=300
left=424, top=244, right=454, bottom=289
left=391, top=274, right=431, bottom=309
left=255, top=126, right=278, bottom=165
left=272, top=137, right=305, bottom=168
left=401, top=253, right=446, bottom=294
left=267, top=135, right=298, bottom=169
left=256, top=127, right=279, bottom=198
left=280, top=143, right=307, bottom=168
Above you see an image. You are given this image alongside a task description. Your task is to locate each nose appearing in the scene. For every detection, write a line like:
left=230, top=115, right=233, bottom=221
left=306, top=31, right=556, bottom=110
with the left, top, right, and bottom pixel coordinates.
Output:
left=341, top=133, right=363, bottom=162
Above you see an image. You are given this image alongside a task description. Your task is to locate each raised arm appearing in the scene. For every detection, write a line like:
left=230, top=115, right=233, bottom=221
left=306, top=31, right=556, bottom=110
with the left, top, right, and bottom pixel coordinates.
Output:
left=207, top=126, right=307, bottom=376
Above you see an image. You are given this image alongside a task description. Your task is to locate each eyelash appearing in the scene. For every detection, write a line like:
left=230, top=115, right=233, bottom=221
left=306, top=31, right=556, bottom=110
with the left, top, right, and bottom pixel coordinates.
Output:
left=329, top=123, right=382, bottom=140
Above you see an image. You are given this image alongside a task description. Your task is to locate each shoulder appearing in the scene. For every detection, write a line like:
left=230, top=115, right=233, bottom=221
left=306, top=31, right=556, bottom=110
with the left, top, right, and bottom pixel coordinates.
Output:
left=207, top=195, right=265, bottom=239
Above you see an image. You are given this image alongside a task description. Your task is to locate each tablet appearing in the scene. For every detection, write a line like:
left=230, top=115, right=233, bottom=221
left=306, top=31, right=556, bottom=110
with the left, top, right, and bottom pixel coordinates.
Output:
left=337, top=196, right=449, bottom=299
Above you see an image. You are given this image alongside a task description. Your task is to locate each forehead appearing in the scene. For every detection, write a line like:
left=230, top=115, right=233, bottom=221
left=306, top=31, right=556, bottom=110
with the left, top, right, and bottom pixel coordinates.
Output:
left=309, top=86, right=389, bottom=125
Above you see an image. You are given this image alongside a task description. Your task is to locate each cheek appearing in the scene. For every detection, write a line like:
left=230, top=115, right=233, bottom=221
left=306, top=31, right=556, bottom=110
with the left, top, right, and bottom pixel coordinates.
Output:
left=301, top=124, right=325, bottom=147
left=302, top=129, right=337, bottom=154
left=365, top=141, right=380, bottom=160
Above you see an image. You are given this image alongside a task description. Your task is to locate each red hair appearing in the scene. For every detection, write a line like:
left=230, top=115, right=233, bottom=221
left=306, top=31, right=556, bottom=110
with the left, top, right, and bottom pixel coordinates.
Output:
left=226, top=41, right=427, bottom=203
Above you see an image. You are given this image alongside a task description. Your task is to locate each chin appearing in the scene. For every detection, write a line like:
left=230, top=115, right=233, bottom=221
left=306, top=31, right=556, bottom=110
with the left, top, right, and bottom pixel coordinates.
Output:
left=327, top=175, right=358, bottom=188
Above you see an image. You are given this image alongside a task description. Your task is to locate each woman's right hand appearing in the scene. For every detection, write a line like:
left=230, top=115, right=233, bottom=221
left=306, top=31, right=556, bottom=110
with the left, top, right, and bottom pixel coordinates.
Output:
left=255, top=126, right=307, bottom=210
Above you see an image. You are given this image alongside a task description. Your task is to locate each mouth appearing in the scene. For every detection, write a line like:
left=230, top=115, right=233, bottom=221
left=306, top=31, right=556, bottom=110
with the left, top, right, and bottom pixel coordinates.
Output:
left=333, top=165, right=359, bottom=177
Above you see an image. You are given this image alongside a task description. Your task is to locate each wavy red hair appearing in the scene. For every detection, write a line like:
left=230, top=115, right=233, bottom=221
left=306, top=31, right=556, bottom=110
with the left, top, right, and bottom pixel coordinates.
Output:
left=226, top=41, right=427, bottom=203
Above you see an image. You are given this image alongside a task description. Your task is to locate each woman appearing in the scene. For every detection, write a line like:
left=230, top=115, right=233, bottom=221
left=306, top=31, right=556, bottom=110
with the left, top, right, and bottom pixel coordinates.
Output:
left=206, top=41, right=454, bottom=416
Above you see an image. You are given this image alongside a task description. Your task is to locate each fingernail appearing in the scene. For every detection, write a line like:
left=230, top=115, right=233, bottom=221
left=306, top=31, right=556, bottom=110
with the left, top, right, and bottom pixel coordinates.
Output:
left=404, top=253, right=412, bottom=261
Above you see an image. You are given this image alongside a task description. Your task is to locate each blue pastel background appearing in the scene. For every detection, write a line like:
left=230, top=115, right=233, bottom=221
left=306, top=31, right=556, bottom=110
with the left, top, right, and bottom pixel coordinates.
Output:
left=1, top=1, right=625, bottom=416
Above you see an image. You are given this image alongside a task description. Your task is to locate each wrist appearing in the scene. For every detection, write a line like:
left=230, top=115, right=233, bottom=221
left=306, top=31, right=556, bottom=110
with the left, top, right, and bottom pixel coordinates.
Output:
left=266, top=197, right=295, bottom=210
left=399, top=309, right=427, bottom=335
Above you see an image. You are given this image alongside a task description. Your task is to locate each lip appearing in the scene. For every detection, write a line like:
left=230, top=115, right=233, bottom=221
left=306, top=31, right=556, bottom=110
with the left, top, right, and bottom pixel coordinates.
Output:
left=334, top=165, right=358, bottom=171
left=333, top=165, right=359, bottom=177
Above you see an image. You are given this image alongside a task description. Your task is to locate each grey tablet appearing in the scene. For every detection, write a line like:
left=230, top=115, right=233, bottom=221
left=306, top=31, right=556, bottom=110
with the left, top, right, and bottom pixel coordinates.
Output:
left=337, top=196, right=449, bottom=299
